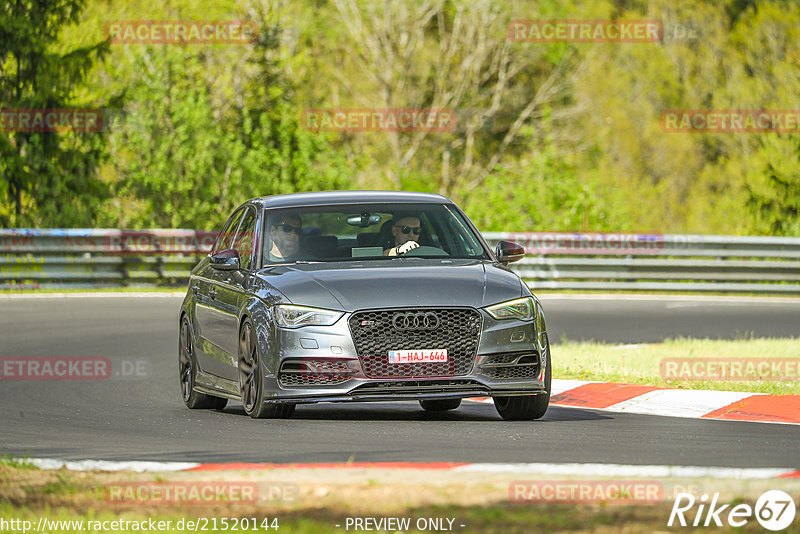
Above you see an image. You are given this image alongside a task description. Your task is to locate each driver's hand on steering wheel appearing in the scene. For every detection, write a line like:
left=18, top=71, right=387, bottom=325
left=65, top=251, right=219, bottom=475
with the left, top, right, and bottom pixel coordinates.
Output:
left=396, top=241, right=420, bottom=255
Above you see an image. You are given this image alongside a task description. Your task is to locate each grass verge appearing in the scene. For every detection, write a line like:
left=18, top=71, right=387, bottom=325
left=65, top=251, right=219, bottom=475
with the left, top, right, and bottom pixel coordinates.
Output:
left=0, top=455, right=37, bottom=470
left=553, top=337, right=800, bottom=395
left=2, top=466, right=797, bottom=533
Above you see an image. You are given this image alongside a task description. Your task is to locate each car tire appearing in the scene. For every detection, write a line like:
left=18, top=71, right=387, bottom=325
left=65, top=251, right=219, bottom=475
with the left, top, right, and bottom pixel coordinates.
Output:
left=179, top=316, right=228, bottom=410
left=493, top=339, right=551, bottom=421
left=238, top=319, right=295, bottom=419
left=419, top=399, right=462, bottom=411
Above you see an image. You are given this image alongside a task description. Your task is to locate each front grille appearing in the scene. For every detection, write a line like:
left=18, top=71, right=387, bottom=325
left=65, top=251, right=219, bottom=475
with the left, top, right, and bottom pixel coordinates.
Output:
left=483, top=366, right=539, bottom=379
left=278, top=359, right=354, bottom=387
left=348, top=308, right=482, bottom=378
left=480, top=352, right=540, bottom=380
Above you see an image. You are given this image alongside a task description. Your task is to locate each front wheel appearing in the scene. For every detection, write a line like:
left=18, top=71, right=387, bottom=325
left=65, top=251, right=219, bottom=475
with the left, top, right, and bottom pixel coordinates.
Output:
left=420, top=399, right=462, bottom=412
left=238, top=319, right=295, bottom=419
left=493, top=341, right=551, bottom=421
left=178, top=316, right=227, bottom=410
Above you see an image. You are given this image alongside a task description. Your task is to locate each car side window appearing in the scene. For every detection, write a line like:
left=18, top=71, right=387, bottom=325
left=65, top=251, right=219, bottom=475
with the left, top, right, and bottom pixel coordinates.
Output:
left=213, top=208, right=244, bottom=254
left=232, top=207, right=257, bottom=270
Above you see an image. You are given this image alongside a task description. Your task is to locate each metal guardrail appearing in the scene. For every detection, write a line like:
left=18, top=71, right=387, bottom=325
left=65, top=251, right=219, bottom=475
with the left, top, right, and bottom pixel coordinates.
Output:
left=483, top=232, right=800, bottom=294
left=0, top=229, right=214, bottom=289
left=2, top=229, right=800, bottom=293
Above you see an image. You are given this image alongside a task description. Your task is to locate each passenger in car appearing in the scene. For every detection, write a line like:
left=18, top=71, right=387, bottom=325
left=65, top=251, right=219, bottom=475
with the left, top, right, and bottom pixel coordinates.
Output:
left=384, top=214, right=422, bottom=256
left=267, top=214, right=303, bottom=262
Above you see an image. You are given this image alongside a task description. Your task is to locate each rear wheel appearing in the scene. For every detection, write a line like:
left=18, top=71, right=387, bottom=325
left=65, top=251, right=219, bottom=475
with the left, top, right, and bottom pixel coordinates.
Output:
left=419, top=399, right=462, bottom=412
left=494, top=339, right=551, bottom=421
left=178, top=316, right=227, bottom=410
left=238, top=319, right=295, bottom=419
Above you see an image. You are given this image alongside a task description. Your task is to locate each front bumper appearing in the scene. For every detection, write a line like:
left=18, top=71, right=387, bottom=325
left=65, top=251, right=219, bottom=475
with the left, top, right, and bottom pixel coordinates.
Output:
left=263, top=374, right=547, bottom=405
left=261, top=308, right=548, bottom=404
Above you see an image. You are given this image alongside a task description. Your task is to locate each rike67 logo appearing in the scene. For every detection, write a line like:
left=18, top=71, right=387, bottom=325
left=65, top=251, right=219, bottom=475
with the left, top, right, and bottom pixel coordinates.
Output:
left=668, top=490, right=796, bottom=531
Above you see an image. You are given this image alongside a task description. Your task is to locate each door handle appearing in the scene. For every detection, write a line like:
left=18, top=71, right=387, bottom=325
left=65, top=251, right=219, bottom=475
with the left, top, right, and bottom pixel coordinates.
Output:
left=192, top=284, right=200, bottom=295
left=209, top=287, right=217, bottom=299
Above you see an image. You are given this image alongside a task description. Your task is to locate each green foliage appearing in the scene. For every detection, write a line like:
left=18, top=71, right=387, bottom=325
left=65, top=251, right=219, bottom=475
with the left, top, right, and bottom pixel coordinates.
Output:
left=746, top=137, right=800, bottom=236
left=0, top=0, right=113, bottom=227
left=1, top=0, right=799, bottom=235
left=560, top=0, right=800, bottom=234
left=93, top=2, right=352, bottom=229
left=462, top=135, right=612, bottom=233
left=104, top=46, right=350, bottom=229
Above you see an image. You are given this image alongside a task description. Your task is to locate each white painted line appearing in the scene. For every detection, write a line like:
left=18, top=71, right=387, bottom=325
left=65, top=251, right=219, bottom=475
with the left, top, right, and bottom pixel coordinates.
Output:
left=27, top=459, right=200, bottom=472
left=608, top=389, right=760, bottom=418
left=17, top=458, right=798, bottom=479
left=455, top=463, right=796, bottom=479
left=0, top=292, right=184, bottom=299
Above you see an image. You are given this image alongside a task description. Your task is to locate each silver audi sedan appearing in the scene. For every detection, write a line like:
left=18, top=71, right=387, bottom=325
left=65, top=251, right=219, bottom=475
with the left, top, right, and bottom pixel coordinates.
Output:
left=179, top=191, right=551, bottom=420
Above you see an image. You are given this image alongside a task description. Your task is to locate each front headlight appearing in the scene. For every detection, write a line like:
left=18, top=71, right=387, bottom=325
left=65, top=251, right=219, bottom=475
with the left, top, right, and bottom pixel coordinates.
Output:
left=273, top=305, right=344, bottom=328
left=484, top=297, right=536, bottom=321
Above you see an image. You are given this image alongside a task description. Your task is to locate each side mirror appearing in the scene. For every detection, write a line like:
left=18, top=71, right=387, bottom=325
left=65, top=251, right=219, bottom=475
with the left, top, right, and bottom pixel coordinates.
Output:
left=210, top=249, right=241, bottom=270
left=495, top=240, right=525, bottom=264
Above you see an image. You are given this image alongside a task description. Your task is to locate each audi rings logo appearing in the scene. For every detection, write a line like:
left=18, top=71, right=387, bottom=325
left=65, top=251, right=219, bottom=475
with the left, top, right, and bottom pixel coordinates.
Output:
left=392, top=312, right=440, bottom=331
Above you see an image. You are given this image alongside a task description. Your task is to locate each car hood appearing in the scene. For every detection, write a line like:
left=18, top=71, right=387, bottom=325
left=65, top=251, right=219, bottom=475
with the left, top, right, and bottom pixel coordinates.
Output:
left=254, top=259, right=525, bottom=311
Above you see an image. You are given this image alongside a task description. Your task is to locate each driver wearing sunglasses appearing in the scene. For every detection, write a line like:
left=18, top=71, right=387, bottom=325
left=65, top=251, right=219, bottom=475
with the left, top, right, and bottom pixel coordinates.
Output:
left=384, top=215, right=422, bottom=256
left=268, top=214, right=303, bottom=262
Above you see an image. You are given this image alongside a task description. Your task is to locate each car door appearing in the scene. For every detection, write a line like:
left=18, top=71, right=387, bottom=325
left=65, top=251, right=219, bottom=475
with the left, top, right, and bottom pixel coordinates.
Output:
left=195, top=208, right=244, bottom=378
left=201, top=206, right=258, bottom=381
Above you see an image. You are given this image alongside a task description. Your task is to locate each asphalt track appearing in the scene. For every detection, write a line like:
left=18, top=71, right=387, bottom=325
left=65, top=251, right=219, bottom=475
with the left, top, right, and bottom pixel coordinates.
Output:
left=0, top=294, right=798, bottom=467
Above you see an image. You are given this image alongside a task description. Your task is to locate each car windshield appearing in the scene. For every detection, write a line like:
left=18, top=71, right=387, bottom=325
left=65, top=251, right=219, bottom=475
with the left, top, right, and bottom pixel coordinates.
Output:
left=262, top=202, right=489, bottom=264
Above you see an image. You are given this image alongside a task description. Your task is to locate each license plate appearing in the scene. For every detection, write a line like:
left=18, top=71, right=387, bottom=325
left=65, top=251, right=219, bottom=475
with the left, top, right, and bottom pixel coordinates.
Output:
left=387, top=349, right=448, bottom=364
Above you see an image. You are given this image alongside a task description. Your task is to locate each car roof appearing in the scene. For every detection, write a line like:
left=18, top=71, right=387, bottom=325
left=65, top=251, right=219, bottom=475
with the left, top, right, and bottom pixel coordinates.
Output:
left=249, top=190, right=453, bottom=209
